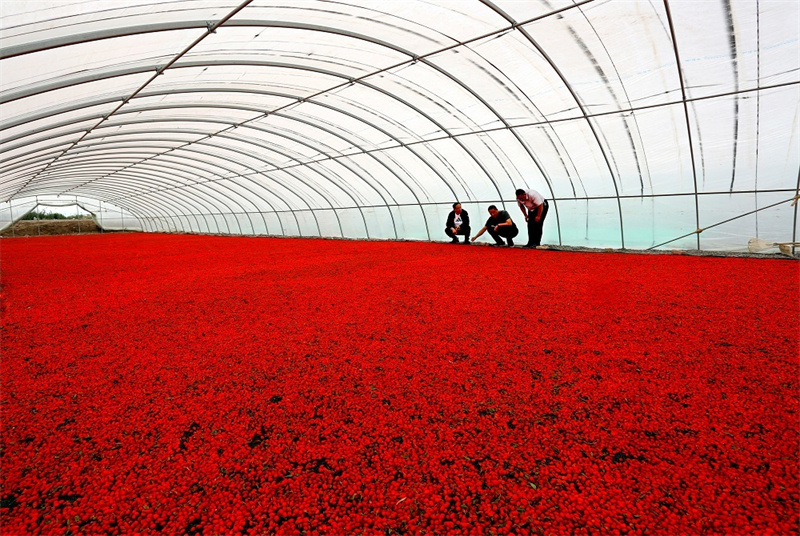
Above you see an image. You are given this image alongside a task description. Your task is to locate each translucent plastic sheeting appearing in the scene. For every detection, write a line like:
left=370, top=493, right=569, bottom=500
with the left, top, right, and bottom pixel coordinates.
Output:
left=0, top=198, right=35, bottom=230
left=1, top=0, right=798, bottom=251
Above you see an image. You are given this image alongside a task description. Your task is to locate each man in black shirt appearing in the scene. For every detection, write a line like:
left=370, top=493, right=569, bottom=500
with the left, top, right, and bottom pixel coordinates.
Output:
left=471, top=205, right=519, bottom=246
left=444, top=202, right=470, bottom=244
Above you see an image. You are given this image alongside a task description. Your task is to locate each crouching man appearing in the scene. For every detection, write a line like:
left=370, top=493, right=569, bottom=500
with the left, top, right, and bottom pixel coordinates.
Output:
left=445, top=202, right=471, bottom=244
left=471, top=205, right=519, bottom=247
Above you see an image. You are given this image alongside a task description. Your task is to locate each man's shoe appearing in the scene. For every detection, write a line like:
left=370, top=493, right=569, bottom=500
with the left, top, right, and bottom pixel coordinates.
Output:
left=450, top=238, right=459, bottom=243
left=507, top=239, right=514, bottom=247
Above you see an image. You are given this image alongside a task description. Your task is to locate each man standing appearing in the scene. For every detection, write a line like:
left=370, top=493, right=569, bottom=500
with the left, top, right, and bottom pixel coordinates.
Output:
left=516, top=188, right=549, bottom=248
left=471, top=205, right=519, bottom=246
left=445, top=202, right=471, bottom=244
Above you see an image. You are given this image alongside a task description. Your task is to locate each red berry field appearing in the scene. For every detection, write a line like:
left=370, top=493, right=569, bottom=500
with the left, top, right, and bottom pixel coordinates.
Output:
left=1, top=233, right=798, bottom=535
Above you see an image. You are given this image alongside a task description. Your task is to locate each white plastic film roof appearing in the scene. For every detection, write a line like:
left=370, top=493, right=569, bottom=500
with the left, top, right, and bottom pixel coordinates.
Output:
left=1, top=0, right=798, bottom=250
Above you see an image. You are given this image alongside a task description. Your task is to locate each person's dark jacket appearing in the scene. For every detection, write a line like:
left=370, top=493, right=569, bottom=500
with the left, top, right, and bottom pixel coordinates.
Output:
left=446, top=209, right=470, bottom=229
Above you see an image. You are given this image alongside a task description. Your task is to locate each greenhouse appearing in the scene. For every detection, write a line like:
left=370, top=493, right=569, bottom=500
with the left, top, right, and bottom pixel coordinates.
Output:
left=1, top=1, right=798, bottom=535
left=2, top=0, right=798, bottom=249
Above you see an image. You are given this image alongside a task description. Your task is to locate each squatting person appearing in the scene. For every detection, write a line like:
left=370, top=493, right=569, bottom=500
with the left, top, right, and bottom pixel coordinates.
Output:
left=445, top=202, right=471, bottom=244
left=515, top=188, right=549, bottom=248
left=471, top=205, right=519, bottom=247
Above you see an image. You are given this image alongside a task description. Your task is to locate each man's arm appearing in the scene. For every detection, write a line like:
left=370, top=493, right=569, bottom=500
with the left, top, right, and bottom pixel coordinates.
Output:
left=518, top=200, right=528, bottom=220
left=535, top=203, right=543, bottom=222
left=496, top=218, right=513, bottom=230
left=471, top=226, right=487, bottom=241
left=486, top=218, right=513, bottom=233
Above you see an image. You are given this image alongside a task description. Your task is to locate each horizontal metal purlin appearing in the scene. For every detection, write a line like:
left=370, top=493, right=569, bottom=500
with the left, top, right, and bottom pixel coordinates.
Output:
left=102, top=189, right=797, bottom=213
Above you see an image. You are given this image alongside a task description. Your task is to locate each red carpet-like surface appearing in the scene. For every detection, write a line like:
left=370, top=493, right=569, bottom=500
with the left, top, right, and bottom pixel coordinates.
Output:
left=1, top=233, right=798, bottom=535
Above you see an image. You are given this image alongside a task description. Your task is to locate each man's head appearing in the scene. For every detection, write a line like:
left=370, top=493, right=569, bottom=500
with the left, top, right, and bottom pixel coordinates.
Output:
left=488, top=205, right=499, bottom=218
left=453, top=202, right=462, bottom=214
left=515, top=188, right=526, bottom=200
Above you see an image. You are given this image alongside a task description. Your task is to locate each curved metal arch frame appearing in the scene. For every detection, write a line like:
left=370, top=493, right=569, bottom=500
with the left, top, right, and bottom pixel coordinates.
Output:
left=80, top=165, right=237, bottom=233
left=207, top=124, right=385, bottom=212
left=110, top=174, right=244, bottom=234
left=44, top=139, right=254, bottom=233
left=245, top=114, right=404, bottom=238
left=44, top=105, right=428, bottom=241
left=185, top=139, right=343, bottom=238
left=110, top=147, right=294, bottom=235
left=2, top=0, right=581, bottom=64
left=103, top=142, right=305, bottom=236
left=2, top=134, right=89, bottom=168
left=661, top=0, right=702, bottom=250
left=61, top=134, right=287, bottom=235
left=2, top=85, right=467, bottom=240
left=2, top=16, right=547, bottom=235
left=1, top=85, right=501, bottom=210
left=575, top=3, right=654, bottom=197
left=94, top=177, right=211, bottom=233
left=222, top=119, right=486, bottom=241
left=38, top=111, right=384, bottom=239
left=105, top=174, right=207, bottom=232
left=25, top=138, right=280, bottom=236
left=2, top=59, right=471, bottom=234
left=232, top=114, right=442, bottom=241
left=118, top=193, right=185, bottom=233
left=6, top=46, right=520, bottom=226
left=199, top=134, right=379, bottom=239
left=2, top=133, right=206, bottom=178
left=43, top=138, right=229, bottom=184
left=2, top=154, right=71, bottom=182
left=1, top=124, right=194, bottom=161
left=57, top=142, right=260, bottom=235
left=3, top=91, right=407, bottom=207
left=161, top=139, right=350, bottom=238
left=67, top=167, right=235, bottom=234
left=129, top=181, right=245, bottom=234
left=231, top=116, right=410, bottom=201
left=44, top=127, right=296, bottom=235
left=125, top=179, right=240, bottom=234
left=410, top=56, right=563, bottom=243
left=31, top=152, right=157, bottom=172
left=2, top=18, right=427, bottom=63
left=0, top=0, right=256, bottom=202
left=4, top=51, right=526, bottom=235
left=43, top=149, right=189, bottom=174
